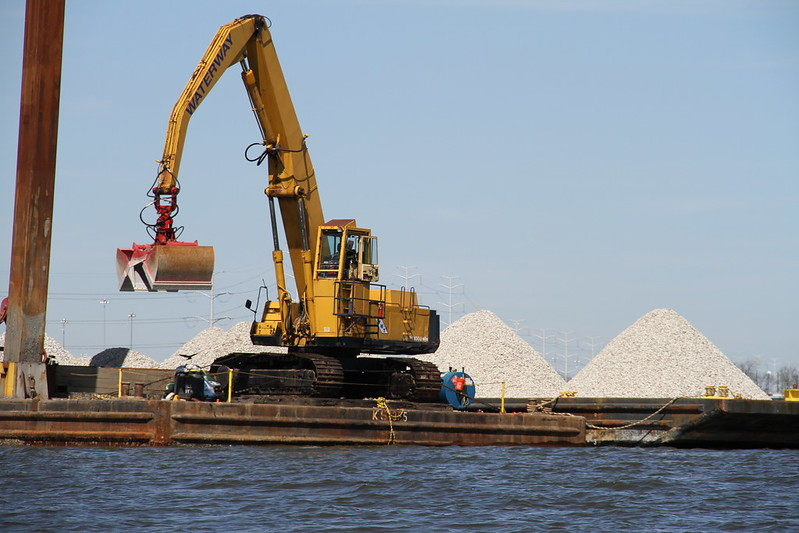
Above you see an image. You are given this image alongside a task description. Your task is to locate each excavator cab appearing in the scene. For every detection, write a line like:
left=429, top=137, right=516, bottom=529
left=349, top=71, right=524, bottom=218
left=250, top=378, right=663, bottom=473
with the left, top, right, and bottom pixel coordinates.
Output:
left=315, top=223, right=378, bottom=282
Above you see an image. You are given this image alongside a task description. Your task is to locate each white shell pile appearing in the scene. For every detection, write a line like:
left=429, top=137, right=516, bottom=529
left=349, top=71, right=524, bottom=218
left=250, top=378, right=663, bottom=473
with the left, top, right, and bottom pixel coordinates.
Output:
left=0, top=332, right=88, bottom=365
left=418, top=310, right=567, bottom=398
left=0, top=308, right=773, bottom=403
left=159, top=322, right=286, bottom=370
left=89, top=348, right=159, bottom=368
left=567, top=309, right=769, bottom=399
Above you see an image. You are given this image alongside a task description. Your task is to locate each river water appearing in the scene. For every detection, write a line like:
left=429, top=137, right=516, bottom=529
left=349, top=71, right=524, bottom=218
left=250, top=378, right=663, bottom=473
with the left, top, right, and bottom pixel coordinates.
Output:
left=1, top=445, right=796, bottom=532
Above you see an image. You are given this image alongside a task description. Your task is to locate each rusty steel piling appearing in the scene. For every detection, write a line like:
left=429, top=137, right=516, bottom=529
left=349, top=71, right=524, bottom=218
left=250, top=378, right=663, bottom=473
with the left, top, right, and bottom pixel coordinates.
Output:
left=4, top=0, right=66, bottom=398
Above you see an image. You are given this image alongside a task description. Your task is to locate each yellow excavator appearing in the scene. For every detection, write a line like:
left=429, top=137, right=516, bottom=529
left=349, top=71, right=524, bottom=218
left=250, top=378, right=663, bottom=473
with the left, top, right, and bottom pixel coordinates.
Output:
left=117, top=14, right=441, bottom=400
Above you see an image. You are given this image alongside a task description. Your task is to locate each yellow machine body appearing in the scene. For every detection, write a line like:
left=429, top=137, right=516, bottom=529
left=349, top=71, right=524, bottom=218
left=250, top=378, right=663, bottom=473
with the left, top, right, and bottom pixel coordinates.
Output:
left=118, top=15, right=439, bottom=356
left=251, top=220, right=437, bottom=354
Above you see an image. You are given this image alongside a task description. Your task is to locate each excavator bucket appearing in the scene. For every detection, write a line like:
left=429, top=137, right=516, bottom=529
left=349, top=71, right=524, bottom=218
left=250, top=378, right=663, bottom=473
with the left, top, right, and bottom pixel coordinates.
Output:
left=117, top=242, right=215, bottom=292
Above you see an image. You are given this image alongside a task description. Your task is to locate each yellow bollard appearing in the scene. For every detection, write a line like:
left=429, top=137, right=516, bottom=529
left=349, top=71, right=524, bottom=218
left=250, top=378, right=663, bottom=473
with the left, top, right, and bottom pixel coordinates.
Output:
left=227, top=368, right=233, bottom=403
left=118, top=368, right=123, bottom=397
left=500, top=381, right=506, bottom=413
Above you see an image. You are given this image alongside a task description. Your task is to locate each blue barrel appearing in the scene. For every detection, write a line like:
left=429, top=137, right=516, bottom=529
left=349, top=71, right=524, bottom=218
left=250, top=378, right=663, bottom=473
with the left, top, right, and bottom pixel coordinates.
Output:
left=440, top=371, right=476, bottom=409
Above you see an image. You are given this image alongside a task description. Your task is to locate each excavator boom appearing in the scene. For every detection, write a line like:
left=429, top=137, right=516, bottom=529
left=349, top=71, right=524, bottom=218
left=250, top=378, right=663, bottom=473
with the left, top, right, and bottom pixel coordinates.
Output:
left=117, top=15, right=305, bottom=292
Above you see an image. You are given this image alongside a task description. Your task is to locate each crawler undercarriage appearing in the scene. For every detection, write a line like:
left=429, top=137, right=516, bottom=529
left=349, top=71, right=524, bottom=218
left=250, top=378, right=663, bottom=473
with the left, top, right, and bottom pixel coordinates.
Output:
left=210, top=352, right=442, bottom=402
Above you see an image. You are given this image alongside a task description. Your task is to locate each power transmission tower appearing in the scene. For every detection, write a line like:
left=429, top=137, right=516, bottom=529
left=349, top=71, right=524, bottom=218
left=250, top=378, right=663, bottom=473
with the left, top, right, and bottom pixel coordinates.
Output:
left=438, top=275, right=463, bottom=327
left=394, top=265, right=419, bottom=290
left=532, top=328, right=556, bottom=362
left=584, top=335, right=603, bottom=361
left=557, top=331, right=579, bottom=380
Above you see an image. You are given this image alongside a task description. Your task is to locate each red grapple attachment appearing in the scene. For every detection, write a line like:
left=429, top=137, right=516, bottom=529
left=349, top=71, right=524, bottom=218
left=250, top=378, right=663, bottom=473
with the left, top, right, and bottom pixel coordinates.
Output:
left=117, top=241, right=214, bottom=292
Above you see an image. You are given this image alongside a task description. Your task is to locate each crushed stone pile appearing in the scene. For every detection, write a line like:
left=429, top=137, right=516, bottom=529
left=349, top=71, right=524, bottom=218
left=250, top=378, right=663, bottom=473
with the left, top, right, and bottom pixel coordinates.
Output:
left=567, top=309, right=769, bottom=399
left=0, top=332, right=88, bottom=365
left=160, top=321, right=286, bottom=370
left=89, top=348, right=159, bottom=368
left=418, top=310, right=567, bottom=398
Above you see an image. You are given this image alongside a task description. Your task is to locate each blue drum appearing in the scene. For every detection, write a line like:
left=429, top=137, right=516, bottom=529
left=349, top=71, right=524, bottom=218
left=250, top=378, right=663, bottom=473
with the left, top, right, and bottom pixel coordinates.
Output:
left=439, top=370, right=476, bottom=410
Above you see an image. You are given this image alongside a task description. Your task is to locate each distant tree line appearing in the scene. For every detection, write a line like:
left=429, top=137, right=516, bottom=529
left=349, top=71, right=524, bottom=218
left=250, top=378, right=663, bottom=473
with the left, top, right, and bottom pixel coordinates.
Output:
left=736, top=360, right=799, bottom=395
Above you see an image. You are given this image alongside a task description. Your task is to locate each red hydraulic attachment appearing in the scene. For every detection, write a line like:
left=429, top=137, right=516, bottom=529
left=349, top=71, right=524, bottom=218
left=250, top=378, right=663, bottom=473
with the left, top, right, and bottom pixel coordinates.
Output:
left=117, top=186, right=214, bottom=292
left=152, top=185, right=180, bottom=245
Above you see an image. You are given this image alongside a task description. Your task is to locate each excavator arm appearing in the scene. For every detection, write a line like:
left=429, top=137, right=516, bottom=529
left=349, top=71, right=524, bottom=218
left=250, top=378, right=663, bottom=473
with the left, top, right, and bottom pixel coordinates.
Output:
left=154, top=17, right=260, bottom=196
left=239, top=16, right=324, bottom=304
left=116, top=14, right=441, bottom=399
left=117, top=14, right=322, bottom=296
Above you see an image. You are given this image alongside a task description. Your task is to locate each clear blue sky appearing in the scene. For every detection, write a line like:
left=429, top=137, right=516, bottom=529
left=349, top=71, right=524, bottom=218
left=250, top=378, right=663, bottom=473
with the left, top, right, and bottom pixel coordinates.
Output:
left=1, top=1, right=797, bottom=371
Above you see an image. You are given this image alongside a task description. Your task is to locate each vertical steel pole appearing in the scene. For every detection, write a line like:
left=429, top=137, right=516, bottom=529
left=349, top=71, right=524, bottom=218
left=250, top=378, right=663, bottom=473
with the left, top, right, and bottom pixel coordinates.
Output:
left=3, top=0, right=66, bottom=398
left=100, top=299, right=109, bottom=349
left=128, top=313, right=135, bottom=349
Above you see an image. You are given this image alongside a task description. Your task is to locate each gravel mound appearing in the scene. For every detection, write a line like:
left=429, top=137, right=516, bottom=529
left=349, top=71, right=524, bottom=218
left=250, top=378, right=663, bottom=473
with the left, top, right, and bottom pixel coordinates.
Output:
left=418, top=310, right=567, bottom=398
left=567, top=309, right=769, bottom=399
left=89, top=348, right=159, bottom=368
left=0, top=332, right=88, bottom=365
left=160, top=322, right=286, bottom=370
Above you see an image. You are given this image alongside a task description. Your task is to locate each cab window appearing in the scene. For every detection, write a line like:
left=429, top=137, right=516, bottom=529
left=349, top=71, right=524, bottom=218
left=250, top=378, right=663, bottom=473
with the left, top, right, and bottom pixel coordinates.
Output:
left=318, top=230, right=342, bottom=278
left=361, top=236, right=377, bottom=265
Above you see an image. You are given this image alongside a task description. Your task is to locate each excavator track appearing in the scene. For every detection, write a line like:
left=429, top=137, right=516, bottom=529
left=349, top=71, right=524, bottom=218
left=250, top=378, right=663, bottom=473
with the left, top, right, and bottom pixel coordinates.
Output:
left=403, top=358, right=443, bottom=402
left=302, top=353, right=346, bottom=397
left=211, top=352, right=442, bottom=402
left=211, top=352, right=344, bottom=398
left=338, top=357, right=442, bottom=402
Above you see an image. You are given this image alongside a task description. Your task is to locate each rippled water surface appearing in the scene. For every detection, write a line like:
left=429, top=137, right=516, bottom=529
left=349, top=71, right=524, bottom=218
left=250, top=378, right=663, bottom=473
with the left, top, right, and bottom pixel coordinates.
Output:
left=1, top=445, right=796, bottom=532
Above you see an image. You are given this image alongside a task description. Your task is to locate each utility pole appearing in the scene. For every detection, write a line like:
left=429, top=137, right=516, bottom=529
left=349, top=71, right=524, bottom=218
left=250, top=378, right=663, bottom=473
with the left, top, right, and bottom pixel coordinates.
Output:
left=128, top=313, right=136, bottom=349
left=100, top=299, right=109, bottom=349
left=60, top=318, right=68, bottom=348
left=191, top=273, right=230, bottom=327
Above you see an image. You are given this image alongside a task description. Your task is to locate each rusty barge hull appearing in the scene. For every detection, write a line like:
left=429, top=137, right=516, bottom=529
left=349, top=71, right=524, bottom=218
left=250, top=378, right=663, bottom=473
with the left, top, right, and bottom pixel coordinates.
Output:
left=3, top=364, right=796, bottom=448
left=547, top=397, right=799, bottom=449
left=1, top=396, right=797, bottom=448
left=0, top=399, right=585, bottom=447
